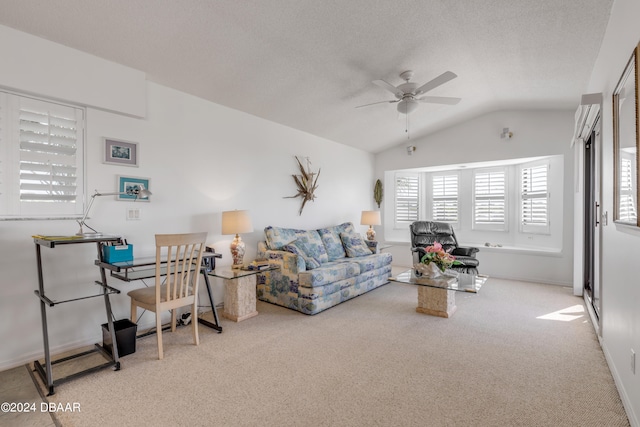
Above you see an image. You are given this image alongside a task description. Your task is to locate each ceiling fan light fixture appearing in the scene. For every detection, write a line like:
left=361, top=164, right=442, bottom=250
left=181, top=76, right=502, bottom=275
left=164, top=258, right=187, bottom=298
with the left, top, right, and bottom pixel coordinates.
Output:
left=397, top=99, right=419, bottom=114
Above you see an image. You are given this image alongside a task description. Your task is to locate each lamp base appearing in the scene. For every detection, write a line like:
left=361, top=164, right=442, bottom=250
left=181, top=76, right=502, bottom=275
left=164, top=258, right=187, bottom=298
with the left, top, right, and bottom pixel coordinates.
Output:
left=76, top=231, right=104, bottom=237
left=366, top=226, right=376, bottom=241
left=76, top=220, right=101, bottom=237
left=230, top=235, right=246, bottom=269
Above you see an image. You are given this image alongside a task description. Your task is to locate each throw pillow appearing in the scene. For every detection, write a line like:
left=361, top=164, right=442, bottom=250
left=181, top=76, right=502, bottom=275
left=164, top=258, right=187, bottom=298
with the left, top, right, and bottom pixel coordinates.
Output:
left=264, top=226, right=298, bottom=250
left=318, top=222, right=354, bottom=261
left=340, top=232, right=372, bottom=257
left=283, top=240, right=322, bottom=270
left=296, top=230, right=329, bottom=264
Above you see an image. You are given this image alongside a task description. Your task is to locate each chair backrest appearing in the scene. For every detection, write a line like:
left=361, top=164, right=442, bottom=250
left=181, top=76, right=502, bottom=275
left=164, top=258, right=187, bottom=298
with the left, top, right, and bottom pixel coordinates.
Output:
left=409, top=221, right=459, bottom=252
left=155, top=232, right=207, bottom=303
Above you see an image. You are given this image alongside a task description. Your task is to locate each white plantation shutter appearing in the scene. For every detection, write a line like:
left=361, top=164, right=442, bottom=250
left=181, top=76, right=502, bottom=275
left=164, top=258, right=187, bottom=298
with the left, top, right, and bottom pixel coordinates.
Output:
left=432, top=174, right=458, bottom=222
left=619, top=157, right=637, bottom=222
left=474, top=170, right=506, bottom=229
left=395, top=174, right=420, bottom=223
left=521, top=163, right=549, bottom=232
left=1, top=92, right=85, bottom=218
left=0, top=93, right=4, bottom=202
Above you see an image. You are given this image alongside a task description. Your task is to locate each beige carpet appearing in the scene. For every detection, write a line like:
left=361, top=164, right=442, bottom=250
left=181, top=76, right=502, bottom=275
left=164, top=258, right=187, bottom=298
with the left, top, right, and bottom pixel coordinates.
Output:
left=37, top=277, right=629, bottom=427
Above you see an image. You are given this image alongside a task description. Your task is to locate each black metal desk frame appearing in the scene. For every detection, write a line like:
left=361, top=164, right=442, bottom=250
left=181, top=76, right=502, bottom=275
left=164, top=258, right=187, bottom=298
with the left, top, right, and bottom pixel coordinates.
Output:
left=33, top=235, right=123, bottom=396
left=97, top=252, right=223, bottom=333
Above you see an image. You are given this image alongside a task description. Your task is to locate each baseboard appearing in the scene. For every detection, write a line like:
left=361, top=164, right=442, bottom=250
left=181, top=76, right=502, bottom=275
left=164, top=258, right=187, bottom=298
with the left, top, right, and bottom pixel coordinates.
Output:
left=0, top=312, right=191, bottom=373
left=484, top=273, right=572, bottom=287
left=602, top=343, right=639, bottom=427
left=584, top=295, right=601, bottom=338
left=0, top=334, right=103, bottom=372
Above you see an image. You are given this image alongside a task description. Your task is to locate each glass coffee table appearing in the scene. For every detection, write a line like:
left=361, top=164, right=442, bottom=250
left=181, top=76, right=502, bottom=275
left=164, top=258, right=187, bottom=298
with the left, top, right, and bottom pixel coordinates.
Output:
left=390, top=269, right=488, bottom=318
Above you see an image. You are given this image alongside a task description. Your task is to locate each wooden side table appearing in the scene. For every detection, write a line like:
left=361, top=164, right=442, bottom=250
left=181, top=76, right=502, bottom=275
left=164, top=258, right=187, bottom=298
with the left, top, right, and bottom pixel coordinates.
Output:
left=209, top=267, right=278, bottom=322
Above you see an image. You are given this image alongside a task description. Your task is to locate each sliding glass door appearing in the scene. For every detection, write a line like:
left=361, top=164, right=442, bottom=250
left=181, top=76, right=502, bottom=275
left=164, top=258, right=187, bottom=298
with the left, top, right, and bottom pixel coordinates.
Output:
left=583, top=117, right=602, bottom=322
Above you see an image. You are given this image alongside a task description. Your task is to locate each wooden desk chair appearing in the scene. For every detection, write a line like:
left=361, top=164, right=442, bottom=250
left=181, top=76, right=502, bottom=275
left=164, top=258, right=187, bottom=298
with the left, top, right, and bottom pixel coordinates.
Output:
left=128, top=232, right=207, bottom=359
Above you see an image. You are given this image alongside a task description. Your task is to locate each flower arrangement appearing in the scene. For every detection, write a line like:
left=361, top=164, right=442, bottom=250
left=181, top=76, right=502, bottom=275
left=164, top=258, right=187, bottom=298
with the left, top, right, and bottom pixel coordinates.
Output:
left=419, top=242, right=461, bottom=272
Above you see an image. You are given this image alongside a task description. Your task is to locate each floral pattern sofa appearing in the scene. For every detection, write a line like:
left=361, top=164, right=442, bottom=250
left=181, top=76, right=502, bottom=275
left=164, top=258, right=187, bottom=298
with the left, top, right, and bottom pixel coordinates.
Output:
left=256, top=222, right=393, bottom=315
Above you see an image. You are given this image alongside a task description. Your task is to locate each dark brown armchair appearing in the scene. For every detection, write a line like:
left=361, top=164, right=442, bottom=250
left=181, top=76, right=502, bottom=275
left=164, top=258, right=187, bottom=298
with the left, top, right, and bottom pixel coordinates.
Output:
left=410, top=221, right=479, bottom=274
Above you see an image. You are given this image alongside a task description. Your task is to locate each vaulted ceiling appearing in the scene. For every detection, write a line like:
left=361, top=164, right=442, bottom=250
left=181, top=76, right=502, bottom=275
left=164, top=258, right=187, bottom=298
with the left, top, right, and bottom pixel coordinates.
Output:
left=0, top=1, right=613, bottom=153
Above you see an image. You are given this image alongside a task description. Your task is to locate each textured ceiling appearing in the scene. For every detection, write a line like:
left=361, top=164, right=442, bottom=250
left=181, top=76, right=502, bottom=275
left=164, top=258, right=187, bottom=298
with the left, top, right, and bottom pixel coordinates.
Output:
left=0, top=1, right=613, bottom=153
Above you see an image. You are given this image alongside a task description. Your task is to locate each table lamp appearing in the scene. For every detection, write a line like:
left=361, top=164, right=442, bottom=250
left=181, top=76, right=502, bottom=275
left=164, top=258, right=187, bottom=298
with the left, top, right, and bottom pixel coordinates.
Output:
left=77, top=185, right=152, bottom=236
left=221, top=210, right=254, bottom=268
left=360, top=210, right=381, bottom=241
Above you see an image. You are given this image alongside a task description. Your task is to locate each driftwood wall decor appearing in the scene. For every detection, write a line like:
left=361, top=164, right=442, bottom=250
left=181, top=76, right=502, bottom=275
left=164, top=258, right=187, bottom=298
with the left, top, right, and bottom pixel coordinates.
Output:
left=374, top=179, right=383, bottom=208
left=285, top=156, right=320, bottom=215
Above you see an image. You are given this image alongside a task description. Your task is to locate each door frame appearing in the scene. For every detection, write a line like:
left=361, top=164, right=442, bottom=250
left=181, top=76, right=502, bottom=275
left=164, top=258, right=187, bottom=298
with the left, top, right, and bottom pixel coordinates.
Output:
left=574, top=112, right=603, bottom=336
left=583, top=118, right=602, bottom=326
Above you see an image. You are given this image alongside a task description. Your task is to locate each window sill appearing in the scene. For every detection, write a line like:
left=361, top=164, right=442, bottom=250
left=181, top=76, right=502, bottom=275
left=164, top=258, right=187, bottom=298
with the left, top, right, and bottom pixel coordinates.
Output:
left=386, top=240, right=563, bottom=257
left=464, top=243, right=563, bottom=257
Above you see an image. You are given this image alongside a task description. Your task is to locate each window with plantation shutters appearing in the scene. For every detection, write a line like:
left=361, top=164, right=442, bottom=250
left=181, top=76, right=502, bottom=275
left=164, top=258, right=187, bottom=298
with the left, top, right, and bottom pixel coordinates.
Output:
left=619, top=157, right=637, bottom=222
left=520, top=162, right=549, bottom=233
left=473, top=169, right=506, bottom=230
left=432, top=174, right=458, bottom=223
left=395, top=174, right=420, bottom=224
left=0, top=91, right=85, bottom=218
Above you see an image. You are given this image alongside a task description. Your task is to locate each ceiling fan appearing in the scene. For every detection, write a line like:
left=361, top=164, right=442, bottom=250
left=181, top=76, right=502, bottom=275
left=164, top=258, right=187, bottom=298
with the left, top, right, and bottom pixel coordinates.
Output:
left=357, top=70, right=461, bottom=114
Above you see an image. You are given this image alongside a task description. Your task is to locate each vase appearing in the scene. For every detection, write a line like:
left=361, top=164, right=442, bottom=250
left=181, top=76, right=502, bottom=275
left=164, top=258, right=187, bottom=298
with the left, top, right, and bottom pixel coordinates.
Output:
left=414, top=262, right=442, bottom=279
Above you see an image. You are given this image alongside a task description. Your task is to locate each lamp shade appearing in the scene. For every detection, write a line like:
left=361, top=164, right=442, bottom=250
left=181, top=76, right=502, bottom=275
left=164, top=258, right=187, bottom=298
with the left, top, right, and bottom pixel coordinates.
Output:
left=221, top=210, right=254, bottom=235
left=360, top=210, right=381, bottom=226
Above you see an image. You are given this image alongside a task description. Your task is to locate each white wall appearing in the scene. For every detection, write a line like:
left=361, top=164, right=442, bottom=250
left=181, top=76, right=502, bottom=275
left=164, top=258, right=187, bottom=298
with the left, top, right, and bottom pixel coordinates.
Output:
left=582, top=0, right=640, bottom=424
left=0, top=25, right=146, bottom=118
left=0, top=28, right=376, bottom=369
left=375, top=110, right=575, bottom=286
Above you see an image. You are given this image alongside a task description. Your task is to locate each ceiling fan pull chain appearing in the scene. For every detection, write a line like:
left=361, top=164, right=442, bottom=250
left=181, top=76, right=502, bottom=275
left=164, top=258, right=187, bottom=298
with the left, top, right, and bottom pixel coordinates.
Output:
left=406, top=112, right=410, bottom=139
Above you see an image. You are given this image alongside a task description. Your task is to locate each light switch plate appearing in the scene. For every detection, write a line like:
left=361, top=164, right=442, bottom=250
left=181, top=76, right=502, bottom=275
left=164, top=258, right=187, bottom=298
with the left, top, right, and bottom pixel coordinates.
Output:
left=126, top=208, right=141, bottom=220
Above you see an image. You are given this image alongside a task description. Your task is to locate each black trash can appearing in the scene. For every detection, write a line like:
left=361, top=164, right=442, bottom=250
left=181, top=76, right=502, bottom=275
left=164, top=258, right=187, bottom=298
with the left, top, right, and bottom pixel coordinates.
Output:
left=102, top=319, right=137, bottom=357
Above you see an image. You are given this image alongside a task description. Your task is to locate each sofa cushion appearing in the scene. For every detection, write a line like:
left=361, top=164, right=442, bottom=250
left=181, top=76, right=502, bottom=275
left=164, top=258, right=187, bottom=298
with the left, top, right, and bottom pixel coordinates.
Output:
left=298, top=260, right=360, bottom=288
left=365, top=240, right=378, bottom=252
left=264, top=226, right=300, bottom=250
left=282, top=241, right=321, bottom=270
left=339, top=232, right=372, bottom=257
left=317, top=222, right=355, bottom=261
left=298, top=277, right=356, bottom=300
left=296, top=230, right=329, bottom=264
left=348, top=253, right=393, bottom=274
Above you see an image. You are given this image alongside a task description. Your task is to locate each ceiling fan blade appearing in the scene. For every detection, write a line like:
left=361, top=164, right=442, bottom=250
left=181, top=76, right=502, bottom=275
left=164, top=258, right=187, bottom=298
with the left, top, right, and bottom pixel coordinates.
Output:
left=372, top=80, right=404, bottom=98
left=414, top=71, right=457, bottom=96
left=355, top=99, right=399, bottom=108
left=417, top=96, right=461, bottom=105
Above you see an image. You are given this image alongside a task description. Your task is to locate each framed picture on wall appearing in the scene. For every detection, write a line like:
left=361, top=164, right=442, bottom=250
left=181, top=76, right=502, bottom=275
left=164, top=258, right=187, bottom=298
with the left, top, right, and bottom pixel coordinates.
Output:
left=613, top=42, right=640, bottom=226
left=103, top=138, right=139, bottom=167
left=117, top=176, right=150, bottom=201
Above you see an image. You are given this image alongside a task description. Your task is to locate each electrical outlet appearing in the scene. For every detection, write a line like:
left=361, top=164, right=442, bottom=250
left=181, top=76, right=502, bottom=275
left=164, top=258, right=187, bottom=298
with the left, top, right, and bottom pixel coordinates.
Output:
left=126, top=208, right=141, bottom=220
left=632, top=349, right=636, bottom=374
